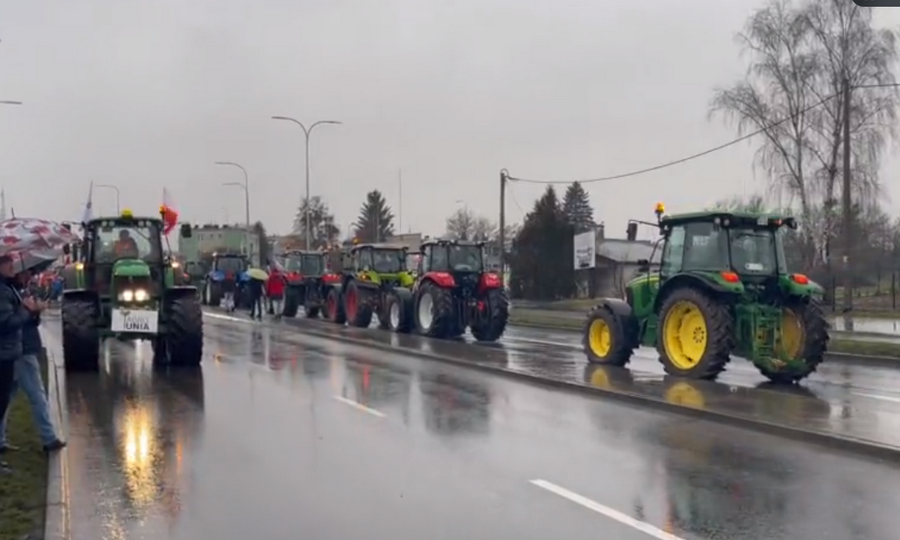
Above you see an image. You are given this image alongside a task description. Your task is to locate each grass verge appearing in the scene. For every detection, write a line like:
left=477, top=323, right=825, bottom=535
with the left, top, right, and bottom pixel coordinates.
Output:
left=0, top=362, right=49, bottom=540
left=509, top=311, right=900, bottom=360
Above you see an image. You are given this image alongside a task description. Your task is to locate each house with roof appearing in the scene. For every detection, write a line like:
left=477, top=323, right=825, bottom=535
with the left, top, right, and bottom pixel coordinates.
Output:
left=577, top=225, right=661, bottom=298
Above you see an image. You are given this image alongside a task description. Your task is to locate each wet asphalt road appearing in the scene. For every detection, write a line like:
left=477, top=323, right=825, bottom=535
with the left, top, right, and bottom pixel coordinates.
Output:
left=43, top=314, right=900, bottom=540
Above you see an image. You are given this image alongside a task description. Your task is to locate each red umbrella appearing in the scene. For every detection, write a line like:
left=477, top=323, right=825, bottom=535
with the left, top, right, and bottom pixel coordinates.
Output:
left=0, top=218, right=80, bottom=256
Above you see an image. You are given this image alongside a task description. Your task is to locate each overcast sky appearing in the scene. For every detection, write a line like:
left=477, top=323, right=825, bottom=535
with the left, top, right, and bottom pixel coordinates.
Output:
left=1, top=1, right=899, bottom=239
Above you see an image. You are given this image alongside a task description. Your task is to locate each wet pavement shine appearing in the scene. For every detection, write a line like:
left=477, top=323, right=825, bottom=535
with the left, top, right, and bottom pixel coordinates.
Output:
left=41, top=312, right=900, bottom=540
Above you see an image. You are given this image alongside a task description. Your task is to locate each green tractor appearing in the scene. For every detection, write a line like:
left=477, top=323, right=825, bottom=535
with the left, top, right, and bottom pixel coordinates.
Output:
left=323, top=242, right=416, bottom=329
left=58, top=209, right=204, bottom=372
left=583, top=204, right=829, bottom=383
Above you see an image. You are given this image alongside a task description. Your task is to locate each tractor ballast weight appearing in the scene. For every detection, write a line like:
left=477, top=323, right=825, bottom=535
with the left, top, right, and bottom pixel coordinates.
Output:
left=59, top=209, right=203, bottom=372
left=324, top=243, right=416, bottom=329
left=200, top=252, right=248, bottom=307
left=410, top=238, right=508, bottom=341
left=582, top=203, right=829, bottom=383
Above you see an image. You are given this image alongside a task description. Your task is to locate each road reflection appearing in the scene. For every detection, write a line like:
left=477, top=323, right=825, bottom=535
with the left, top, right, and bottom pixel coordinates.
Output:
left=418, top=370, right=492, bottom=437
left=342, top=357, right=414, bottom=422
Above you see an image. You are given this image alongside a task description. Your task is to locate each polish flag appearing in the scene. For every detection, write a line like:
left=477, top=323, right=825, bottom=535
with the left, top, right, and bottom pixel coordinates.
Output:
left=160, top=188, right=179, bottom=235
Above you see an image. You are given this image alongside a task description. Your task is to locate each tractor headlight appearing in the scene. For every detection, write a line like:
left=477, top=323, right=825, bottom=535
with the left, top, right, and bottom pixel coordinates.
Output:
left=119, top=289, right=149, bottom=302
left=120, top=290, right=134, bottom=302
left=134, top=289, right=149, bottom=302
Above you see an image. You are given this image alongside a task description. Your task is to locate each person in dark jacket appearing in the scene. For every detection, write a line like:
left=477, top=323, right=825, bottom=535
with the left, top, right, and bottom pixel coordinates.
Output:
left=0, top=267, right=65, bottom=454
left=0, top=255, right=38, bottom=471
left=247, top=276, right=264, bottom=320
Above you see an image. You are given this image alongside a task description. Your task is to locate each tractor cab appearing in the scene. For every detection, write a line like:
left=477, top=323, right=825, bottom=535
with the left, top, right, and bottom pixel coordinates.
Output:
left=209, top=252, right=248, bottom=282
left=418, top=239, right=498, bottom=296
left=282, top=250, right=327, bottom=284
left=349, top=243, right=408, bottom=276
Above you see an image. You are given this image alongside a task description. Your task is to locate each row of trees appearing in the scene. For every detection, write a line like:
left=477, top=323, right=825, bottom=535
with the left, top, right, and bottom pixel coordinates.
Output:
left=285, top=190, right=397, bottom=248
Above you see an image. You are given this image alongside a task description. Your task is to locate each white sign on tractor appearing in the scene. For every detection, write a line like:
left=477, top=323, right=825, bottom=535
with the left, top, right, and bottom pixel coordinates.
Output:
left=111, top=309, right=159, bottom=334
left=573, top=230, right=596, bottom=270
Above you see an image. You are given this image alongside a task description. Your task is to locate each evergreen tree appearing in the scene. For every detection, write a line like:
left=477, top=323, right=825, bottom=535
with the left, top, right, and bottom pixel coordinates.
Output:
left=562, top=182, right=595, bottom=233
left=253, top=221, right=270, bottom=267
left=354, top=190, right=394, bottom=242
left=509, top=186, right=575, bottom=300
left=292, top=196, right=340, bottom=249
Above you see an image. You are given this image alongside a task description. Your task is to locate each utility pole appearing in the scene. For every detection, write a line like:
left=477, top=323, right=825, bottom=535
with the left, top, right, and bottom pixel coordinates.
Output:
left=499, top=169, right=508, bottom=285
left=0, top=188, right=6, bottom=221
left=398, top=169, right=402, bottom=235
left=841, top=77, right=853, bottom=313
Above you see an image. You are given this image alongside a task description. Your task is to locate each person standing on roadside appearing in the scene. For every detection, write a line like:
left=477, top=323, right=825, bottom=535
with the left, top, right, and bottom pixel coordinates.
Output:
left=247, top=276, right=264, bottom=321
left=0, top=267, right=66, bottom=454
left=0, top=255, right=38, bottom=472
left=266, top=266, right=286, bottom=319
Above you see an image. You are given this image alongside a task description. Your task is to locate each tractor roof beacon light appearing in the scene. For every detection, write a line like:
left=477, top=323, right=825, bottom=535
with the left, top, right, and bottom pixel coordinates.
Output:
left=121, top=209, right=134, bottom=219
left=654, top=202, right=665, bottom=224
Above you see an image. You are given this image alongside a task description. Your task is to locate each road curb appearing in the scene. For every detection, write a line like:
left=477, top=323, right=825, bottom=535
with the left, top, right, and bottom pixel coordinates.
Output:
left=43, top=341, right=70, bottom=540
left=282, top=320, right=900, bottom=463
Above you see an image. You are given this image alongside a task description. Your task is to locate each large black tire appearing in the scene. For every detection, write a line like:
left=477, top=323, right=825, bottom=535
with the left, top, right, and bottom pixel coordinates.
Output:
left=344, top=281, right=373, bottom=328
left=470, top=288, right=509, bottom=342
left=582, top=304, right=634, bottom=366
left=656, top=287, right=733, bottom=380
left=160, top=295, right=203, bottom=367
left=414, top=282, right=456, bottom=338
left=200, top=281, right=209, bottom=305
left=283, top=286, right=301, bottom=317
left=761, top=298, right=829, bottom=383
left=326, top=288, right=346, bottom=325
left=384, top=289, right=413, bottom=333
left=61, top=297, right=100, bottom=372
left=207, top=281, right=222, bottom=307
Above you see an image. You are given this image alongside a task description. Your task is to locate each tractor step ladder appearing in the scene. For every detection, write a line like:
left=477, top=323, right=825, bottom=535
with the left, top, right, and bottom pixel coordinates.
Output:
left=755, top=314, right=779, bottom=360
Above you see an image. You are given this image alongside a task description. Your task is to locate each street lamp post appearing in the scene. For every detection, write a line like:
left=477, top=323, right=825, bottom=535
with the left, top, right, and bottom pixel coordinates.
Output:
left=271, top=116, right=341, bottom=250
left=214, top=161, right=252, bottom=263
left=96, top=184, right=121, bottom=213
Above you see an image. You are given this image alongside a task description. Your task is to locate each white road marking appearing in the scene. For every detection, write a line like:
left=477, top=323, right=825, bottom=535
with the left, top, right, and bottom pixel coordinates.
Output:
left=853, top=392, right=900, bottom=405
left=204, top=311, right=254, bottom=324
left=333, top=396, right=387, bottom=418
left=530, top=479, right=685, bottom=540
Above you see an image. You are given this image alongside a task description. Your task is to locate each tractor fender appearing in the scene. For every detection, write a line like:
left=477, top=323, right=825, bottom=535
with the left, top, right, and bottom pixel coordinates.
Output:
left=62, top=289, right=98, bottom=303
left=653, top=273, right=740, bottom=313
left=588, top=298, right=639, bottom=349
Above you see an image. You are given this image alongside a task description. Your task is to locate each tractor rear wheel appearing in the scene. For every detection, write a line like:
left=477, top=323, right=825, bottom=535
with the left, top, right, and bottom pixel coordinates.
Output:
left=657, top=287, right=733, bottom=379
left=583, top=304, right=634, bottom=366
left=385, top=290, right=413, bottom=333
left=763, top=299, right=828, bottom=383
left=160, top=295, right=204, bottom=367
left=283, top=286, right=300, bottom=317
left=344, top=281, right=373, bottom=327
left=470, top=288, right=509, bottom=342
left=207, top=282, right=222, bottom=307
left=61, top=297, right=100, bottom=372
left=326, top=288, right=346, bottom=325
left=414, top=282, right=455, bottom=338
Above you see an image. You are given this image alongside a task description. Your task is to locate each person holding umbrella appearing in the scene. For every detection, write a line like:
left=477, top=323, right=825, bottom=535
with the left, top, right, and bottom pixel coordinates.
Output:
left=0, top=255, right=65, bottom=454
left=245, top=267, right=268, bottom=321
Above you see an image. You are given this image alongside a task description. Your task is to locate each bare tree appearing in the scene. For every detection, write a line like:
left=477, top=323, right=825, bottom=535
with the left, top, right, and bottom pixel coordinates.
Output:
left=445, top=208, right=496, bottom=241
left=710, top=0, right=900, bottom=269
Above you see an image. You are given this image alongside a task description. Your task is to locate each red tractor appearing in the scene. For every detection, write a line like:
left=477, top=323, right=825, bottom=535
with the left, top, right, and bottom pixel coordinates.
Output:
left=280, top=250, right=341, bottom=318
left=409, top=238, right=508, bottom=341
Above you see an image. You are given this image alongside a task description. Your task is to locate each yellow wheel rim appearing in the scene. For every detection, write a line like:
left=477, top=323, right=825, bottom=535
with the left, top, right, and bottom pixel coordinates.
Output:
left=779, top=308, right=804, bottom=359
left=662, top=300, right=708, bottom=370
left=664, top=381, right=706, bottom=409
left=588, top=319, right=613, bottom=358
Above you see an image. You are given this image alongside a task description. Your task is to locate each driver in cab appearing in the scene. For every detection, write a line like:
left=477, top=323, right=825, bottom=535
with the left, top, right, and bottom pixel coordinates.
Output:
left=114, top=230, right=139, bottom=259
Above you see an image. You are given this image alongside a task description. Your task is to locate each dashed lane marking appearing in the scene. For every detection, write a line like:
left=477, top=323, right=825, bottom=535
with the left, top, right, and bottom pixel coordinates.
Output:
left=333, top=396, right=387, bottom=418
left=530, top=479, right=685, bottom=540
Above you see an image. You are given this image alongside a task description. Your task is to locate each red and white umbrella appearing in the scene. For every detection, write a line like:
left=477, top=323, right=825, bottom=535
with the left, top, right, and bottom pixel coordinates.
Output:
left=0, top=218, right=80, bottom=256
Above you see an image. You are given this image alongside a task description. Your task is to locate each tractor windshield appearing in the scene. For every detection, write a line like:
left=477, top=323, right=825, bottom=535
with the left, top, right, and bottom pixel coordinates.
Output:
left=448, top=244, right=484, bottom=272
left=93, top=220, right=162, bottom=263
left=728, top=227, right=784, bottom=275
left=371, top=249, right=405, bottom=273
left=216, top=257, right=246, bottom=274
left=284, top=254, right=324, bottom=275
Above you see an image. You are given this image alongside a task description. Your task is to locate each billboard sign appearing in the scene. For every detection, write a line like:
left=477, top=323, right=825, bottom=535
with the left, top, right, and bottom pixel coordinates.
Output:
left=573, top=230, right=596, bottom=270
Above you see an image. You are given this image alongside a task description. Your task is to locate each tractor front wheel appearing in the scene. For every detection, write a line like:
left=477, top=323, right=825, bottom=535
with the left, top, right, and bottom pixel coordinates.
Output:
left=326, top=288, right=346, bottom=325
left=414, top=282, right=456, bottom=338
left=61, top=297, right=100, bottom=372
left=283, top=286, right=300, bottom=317
left=583, top=304, right=634, bottom=366
left=657, top=287, right=733, bottom=380
left=385, top=290, right=413, bottom=333
left=160, top=295, right=204, bottom=367
left=763, top=299, right=829, bottom=383
left=208, top=282, right=222, bottom=307
left=470, top=288, right=509, bottom=342
left=344, top=281, right=373, bottom=327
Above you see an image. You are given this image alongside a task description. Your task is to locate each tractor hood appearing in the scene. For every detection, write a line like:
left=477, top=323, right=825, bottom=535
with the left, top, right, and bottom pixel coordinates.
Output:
left=112, top=259, right=151, bottom=278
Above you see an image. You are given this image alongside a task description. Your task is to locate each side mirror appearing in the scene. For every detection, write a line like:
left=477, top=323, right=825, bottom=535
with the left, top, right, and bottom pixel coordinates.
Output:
left=637, top=258, right=650, bottom=272
left=180, top=223, right=192, bottom=238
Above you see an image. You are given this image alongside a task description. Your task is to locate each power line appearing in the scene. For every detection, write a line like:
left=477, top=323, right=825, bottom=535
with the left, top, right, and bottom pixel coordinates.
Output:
left=508, top=91, right=842, bottom=185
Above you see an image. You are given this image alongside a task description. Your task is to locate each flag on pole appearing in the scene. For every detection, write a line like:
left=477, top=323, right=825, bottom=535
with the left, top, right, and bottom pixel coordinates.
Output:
left=160, top=188, right=179, bottom=235
left=80, top=182, right=94, bottom=223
